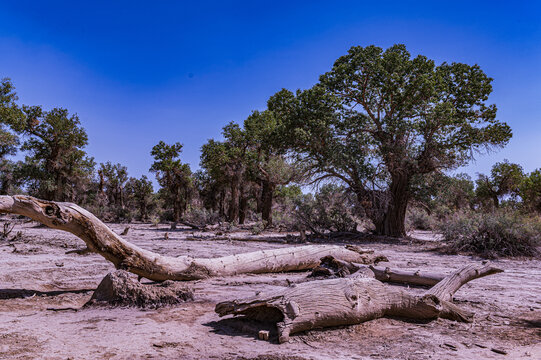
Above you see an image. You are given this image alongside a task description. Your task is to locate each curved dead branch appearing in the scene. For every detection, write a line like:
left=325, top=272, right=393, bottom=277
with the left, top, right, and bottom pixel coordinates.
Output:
left=0, top=195, right=378, bottom=281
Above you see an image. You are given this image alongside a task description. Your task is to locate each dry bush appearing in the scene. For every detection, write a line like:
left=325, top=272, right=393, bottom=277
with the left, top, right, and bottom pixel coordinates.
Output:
left=293, top=184, right=359, bottom=234
left=439, top=210, right=541, bottom=258
left=182, top=207, right=220, bottom=227
left=1, top=221, right=14, bottom=240
left=406, top=207, right=435, bottom=231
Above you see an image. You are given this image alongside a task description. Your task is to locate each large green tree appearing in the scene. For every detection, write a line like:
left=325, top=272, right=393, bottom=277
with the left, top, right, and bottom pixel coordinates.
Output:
left=269, top=44, right=512, bottom=236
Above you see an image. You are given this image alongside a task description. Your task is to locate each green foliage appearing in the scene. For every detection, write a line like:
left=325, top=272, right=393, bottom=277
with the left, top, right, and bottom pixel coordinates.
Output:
left=520, top=169, right=541, bottom=213
left=440, top=210, right=540, bottom=258
left=150, top=141, right=193, bottom=222
left=410, top=172, right=475, bottom=218
left=294, top=184, right=358, bottom=234
left=269, top=44, right=512, bottom=236
left=99, top=162, right=129, bottom=208
left=126, top=175, right=155, bottom=221
left=0, top=78, right=21, bottom=160
left=18, top=107, right=95, bottom=201
left=475, top=160, right=524, bottom=208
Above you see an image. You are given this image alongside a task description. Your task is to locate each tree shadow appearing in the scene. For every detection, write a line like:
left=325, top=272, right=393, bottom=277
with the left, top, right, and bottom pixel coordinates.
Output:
left=0, top=288, right=94, bottom=300
left=521, top=319, right=541, bottom=328
left=203, top=316, right=279, bottom=343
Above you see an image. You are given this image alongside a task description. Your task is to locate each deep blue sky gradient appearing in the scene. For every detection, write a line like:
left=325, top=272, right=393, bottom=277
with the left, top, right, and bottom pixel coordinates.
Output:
left=1, top=1, right=540, bottom=182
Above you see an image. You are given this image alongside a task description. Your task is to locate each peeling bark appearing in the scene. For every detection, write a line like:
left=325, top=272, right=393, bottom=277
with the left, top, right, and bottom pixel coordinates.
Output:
left=216, top=263, right=503, bottom=343
left=0, top=195, right=380, bottom=282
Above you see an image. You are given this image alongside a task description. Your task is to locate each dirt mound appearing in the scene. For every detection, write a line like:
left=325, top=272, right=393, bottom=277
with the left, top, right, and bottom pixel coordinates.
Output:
left=85, top=270, right=194, bottom=308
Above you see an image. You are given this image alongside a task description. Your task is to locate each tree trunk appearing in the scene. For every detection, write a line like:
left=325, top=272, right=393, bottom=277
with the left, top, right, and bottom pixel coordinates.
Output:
left=216, top=263, right=502, bottom=343
left=229, top=174, right=240, bottom=223
left=492, top=195, right=500, bottom=209
left=0, top=195, right=381, bottom=281
left=261, top=180, right=274, bottom=226
left=374, top=174, right=409, bottom=237
left=139, top=201, right=147, bottom=221
left=239, top=195, right=247, bottom=225
left=219, top=189, right=225, bottom=218
left=173, top=201, right=181, bottom=223
left=255, top=182, right=263, bottom=214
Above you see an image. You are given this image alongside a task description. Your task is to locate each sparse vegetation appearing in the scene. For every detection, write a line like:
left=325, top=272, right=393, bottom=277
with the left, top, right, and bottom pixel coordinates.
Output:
left=0, top=46, right=540, bottom=256
left=440, top=210, right=541, bottom=258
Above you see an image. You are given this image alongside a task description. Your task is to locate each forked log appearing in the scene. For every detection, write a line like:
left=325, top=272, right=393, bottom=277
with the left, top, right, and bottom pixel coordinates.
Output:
left=0, top=195, right=380, bottom=281
left=216, top=263, right=503, bottom=343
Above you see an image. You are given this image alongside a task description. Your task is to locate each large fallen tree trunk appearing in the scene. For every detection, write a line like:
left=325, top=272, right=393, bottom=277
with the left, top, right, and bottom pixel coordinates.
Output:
left=0, top=195, right=381, bottom=281
left=216, top=263, right=503, bottom=343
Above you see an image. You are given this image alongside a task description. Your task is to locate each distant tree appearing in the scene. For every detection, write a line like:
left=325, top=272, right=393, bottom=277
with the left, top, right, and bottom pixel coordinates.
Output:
left=475, top=160, right=524, bottom=208
left=243, top=110, right=298, bottom=225
left=16, top=107, right=95, bottom=201
left=99, top=162, right=129, bottom=209
left=411, top=172, right=475, bottom=215
left=194, top=169, right=224, bottom=215
left=200, top=123, right=249, bottom=224
left=0, top=78, right=23, bottom=194
left=126, top=175, right=155, bottom=220
left=150, top=141, right=193, bottom=223
left=269, top=44, right=512, bottom=236
left=520, top=169, right=541, bottom=213
left=0, top=78, right=21, bottom=159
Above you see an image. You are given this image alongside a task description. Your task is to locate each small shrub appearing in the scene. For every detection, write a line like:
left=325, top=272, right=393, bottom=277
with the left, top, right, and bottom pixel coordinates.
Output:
left=439, top=210, right=541, bottom=258
left=406, top=207, right=434, bottom=231
left=250, top=221, right=266, bottom=235
left=1, top=222, right=14, bottom=240
left=183, top=207, right=220, bottom=227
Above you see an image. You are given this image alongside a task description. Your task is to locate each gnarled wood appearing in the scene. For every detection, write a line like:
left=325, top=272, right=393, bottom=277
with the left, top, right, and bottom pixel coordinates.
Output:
left=0, top=195, right=379, bottom=281
left=311, top=255, right=445, bottom=287
left=426, top=262, right=503, bottom=301
left=216, top=263, right=503, bottom=343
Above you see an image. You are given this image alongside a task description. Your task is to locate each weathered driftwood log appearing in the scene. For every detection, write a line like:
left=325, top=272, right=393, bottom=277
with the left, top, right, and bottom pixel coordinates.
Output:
left=215, top=263, right=503, bottom=343
left=0, top=195, right=380, bottom=281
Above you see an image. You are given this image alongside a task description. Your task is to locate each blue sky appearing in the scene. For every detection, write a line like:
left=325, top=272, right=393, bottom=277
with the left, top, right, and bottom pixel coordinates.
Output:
left=1, top=1, right=540, bottom=182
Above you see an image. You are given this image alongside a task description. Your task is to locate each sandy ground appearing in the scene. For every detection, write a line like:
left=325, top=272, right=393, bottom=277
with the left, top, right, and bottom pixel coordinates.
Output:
left=0, top=220, right=540, bottom=360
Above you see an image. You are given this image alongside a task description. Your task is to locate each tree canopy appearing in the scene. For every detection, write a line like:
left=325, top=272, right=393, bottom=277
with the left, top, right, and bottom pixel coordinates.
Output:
left=269, top=44, right=512, bottom=236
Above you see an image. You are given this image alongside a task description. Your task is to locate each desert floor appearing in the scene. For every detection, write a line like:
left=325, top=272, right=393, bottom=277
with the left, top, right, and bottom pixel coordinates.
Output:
left=1, top=220, right=540, bottom=360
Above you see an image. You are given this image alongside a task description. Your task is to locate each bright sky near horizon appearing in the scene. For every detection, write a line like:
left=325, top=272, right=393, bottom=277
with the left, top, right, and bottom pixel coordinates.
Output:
left=1, top=1, right=540, bottom=183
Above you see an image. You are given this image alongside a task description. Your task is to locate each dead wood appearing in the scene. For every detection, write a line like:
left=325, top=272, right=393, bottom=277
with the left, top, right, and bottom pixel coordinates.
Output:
left=120, top=226, right=130, bottom=236
left=85, top=270, right=193, bottom=308
left=310, top=256, right=446, bottom=287
left=216, top=262, right=503, bottom=343
left=0, top=195, right=380, bottom=281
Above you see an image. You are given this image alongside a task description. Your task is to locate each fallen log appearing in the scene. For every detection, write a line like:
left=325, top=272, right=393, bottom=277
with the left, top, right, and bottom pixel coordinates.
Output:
left=215, top=263, right=503, bottom=343
left=0, top=195, right=381, bottom=281
left=311, top=256, right=445, bottom=287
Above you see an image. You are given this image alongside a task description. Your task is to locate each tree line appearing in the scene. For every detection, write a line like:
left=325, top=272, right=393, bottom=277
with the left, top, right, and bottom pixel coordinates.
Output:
left=1, top=44, right=539, bottom=236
